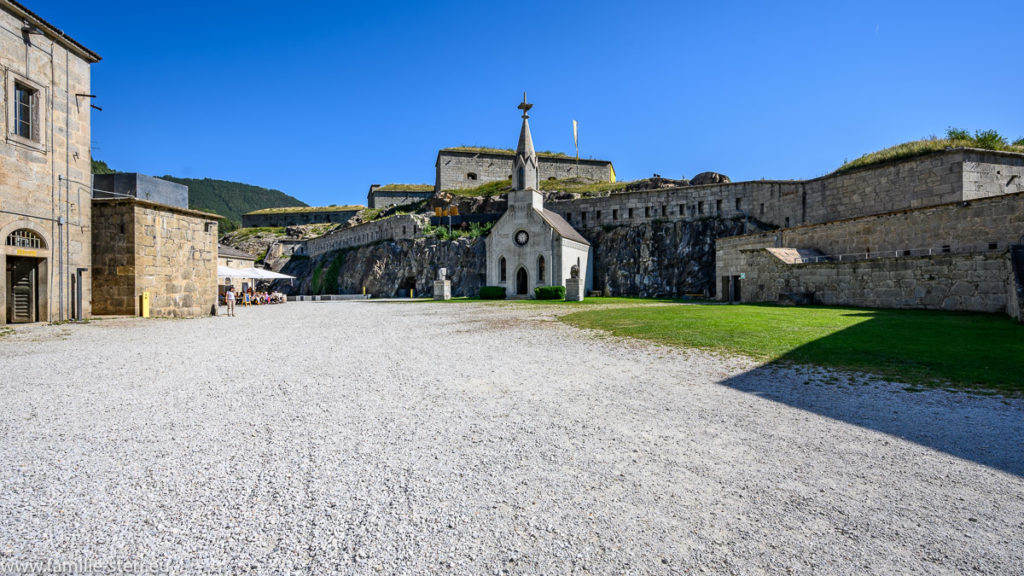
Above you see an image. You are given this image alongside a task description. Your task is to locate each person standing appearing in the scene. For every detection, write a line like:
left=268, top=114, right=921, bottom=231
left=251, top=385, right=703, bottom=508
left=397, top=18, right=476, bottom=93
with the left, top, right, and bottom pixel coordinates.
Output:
left=225, top=286, right=236, bottom=317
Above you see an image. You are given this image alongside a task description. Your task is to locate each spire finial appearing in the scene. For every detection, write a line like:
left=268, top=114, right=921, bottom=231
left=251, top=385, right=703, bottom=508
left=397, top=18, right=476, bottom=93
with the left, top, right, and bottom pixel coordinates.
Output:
left=517, top=91, right=533, bottom=119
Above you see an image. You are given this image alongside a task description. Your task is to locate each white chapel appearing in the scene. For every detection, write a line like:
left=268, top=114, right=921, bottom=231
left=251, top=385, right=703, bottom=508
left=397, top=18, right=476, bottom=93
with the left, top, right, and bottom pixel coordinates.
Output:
left=485, top=96, right=592, bottom=297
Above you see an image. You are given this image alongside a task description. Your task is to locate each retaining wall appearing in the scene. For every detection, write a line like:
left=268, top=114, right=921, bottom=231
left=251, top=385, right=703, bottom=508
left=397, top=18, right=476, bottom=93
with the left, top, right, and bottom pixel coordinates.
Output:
left=306, top=215, right=427, bottom=257
left=436, top=150, right=612, bottom=191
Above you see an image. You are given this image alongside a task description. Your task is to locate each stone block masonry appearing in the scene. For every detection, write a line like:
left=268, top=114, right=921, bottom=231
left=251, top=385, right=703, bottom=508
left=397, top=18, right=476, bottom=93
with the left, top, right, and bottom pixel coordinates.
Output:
left=547, top=149, right=1024, bottom=234
left=305, top=214, right=427, bottom=258
left=0, top=2, right=99, bottom=324
left=436, top=149, right=613, bottom=191
left=736, top=250, right=1014, bottom=315
left=92, top=199, right=219, bottom=317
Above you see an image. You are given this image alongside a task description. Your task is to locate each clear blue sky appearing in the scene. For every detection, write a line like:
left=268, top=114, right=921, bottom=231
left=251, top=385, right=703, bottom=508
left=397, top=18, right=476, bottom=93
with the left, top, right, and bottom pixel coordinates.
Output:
left=43, top=0, right=1024, bottom=207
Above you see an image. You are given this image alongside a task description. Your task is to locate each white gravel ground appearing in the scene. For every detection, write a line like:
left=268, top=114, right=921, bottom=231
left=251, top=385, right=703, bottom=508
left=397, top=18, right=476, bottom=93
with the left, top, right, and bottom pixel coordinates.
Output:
left=0, top=301, right=1022, bottom=575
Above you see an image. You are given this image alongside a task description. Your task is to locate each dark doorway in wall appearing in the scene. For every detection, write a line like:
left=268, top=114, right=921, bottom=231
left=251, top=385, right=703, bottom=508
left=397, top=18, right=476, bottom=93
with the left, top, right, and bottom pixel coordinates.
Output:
left=721, top=275, right=742, bottom=302
left=398, top=276, right=417, bottom=297
left=6, top=256, right=39, bottom=323
left=516, top=267, right=528, bottom=295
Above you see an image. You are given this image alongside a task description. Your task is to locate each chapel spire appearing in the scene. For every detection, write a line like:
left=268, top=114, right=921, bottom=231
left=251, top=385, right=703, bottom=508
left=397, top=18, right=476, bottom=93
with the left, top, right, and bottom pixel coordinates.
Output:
left=514, top=92, right=538, bottom=191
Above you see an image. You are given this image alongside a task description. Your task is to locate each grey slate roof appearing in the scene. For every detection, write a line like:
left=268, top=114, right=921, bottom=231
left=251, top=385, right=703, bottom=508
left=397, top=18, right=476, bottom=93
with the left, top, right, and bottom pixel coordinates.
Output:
left=218, top=244, right=256, bottom=260
left=538, top=208, right=590, bottom=246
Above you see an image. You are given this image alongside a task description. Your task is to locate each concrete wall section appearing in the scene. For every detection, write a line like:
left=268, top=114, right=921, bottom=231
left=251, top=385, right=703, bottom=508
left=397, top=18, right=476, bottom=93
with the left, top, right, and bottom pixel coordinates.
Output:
left=961, top=150, right=1024, bottom=200
left=92, top=173, right=188, bottom=210
left=367, top=190, right=433, bottom=209
left=306, top=214, right=425, bottom=257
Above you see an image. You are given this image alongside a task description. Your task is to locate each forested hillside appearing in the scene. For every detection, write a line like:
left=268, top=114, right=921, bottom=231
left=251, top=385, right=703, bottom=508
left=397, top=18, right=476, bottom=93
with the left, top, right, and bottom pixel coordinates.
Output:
left=159, top=175, right=308, bottom=229
left=91, top=160, right=307, bottom=232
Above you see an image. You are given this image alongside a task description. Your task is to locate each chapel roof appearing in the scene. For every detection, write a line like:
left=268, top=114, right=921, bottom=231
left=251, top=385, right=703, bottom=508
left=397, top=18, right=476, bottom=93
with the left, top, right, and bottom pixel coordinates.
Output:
left=538, top=208, right=590, bottom=246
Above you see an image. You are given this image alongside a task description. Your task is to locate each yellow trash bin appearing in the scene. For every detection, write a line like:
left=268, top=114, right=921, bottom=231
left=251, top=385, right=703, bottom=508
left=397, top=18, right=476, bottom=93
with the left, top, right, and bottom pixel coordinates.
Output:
left=140, top=291, right=150, bottom=318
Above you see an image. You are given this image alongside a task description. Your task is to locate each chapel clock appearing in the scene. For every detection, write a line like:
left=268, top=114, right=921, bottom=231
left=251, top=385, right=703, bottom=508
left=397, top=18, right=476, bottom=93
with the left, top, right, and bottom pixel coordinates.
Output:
left=514, top=230, right=529, bottom=246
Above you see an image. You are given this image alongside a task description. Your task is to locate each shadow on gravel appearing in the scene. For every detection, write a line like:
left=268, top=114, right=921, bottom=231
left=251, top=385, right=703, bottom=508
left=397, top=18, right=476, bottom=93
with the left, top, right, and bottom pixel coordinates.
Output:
left=720, top=364, right=1024, bottom=477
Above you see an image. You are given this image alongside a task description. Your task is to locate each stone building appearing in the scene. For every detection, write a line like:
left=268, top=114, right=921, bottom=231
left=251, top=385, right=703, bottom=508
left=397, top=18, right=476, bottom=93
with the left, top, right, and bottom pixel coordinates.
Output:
left=91, top=197, right=219, bottom=317
left=485, top=98, right=591, bottom=297
left=0, top=0, right=100, bottom=325
left=436, top=148, right=613, bottom=192
left=242, top=205, right=362, bottom=228
left=217, top=243, right=256, bottom=293
left=366, top=184, right=434, bottom=209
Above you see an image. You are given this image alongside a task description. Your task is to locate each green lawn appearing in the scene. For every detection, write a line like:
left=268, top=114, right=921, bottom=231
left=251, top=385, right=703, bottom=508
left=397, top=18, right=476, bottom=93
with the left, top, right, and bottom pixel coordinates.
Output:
left=560, top=303, right=1024, bottom=392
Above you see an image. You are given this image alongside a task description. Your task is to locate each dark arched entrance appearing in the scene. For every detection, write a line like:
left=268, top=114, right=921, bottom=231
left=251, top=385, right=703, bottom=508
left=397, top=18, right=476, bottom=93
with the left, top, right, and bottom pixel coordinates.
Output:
left=516, top=267, right=528, bottom=295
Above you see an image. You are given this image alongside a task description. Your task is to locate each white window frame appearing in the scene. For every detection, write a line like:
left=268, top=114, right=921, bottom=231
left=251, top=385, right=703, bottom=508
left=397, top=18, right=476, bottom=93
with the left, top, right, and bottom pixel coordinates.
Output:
left=5, top=70, right=47, bottom=153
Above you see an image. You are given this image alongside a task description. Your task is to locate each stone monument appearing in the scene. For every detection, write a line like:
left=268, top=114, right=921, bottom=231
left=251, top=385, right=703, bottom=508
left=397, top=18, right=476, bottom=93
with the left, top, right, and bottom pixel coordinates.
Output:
left=565, top=264, right=585, bottom=301
left=433, top=267, right=451, bottom=300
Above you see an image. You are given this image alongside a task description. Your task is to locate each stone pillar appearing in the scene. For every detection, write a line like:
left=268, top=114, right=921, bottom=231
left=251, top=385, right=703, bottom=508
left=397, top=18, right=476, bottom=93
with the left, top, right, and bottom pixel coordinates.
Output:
left=565, top=278, right=585, bottom=301
left=434, top=267, right=451, bottom=301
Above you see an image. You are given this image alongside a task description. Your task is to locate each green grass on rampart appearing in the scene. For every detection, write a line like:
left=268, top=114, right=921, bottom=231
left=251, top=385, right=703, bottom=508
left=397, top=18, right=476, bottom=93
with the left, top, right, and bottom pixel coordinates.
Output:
left=560, top=303, right=1024, bottom=392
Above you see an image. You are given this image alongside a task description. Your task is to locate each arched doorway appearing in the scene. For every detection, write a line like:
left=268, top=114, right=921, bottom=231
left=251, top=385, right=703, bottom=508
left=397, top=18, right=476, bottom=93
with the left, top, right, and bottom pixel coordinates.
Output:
left=5, top=228, right=48, bottom=324
left=516, top=267, right=528, bottom=295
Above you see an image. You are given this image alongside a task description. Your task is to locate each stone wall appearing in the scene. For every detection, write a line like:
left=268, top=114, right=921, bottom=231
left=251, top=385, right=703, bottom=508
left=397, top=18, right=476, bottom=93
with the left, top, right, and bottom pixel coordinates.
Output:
left=717, top=190, right=1024, bottom=263
left=242, top=208, right=362, bottom=228
left=92, top=199, right=218, bottom=317
left=734, top=250, right=1013, bottom=314
left=436, top=150, right=612, bottom=191
left=547, top=149, right=1024, bottom=234
left=90, top=202, right=135, bottom=314
left=0, top=4, right=96, bottom=324
left=306, top=214, right=426, bottom=257
left=366, top=187, right=434, bottom=209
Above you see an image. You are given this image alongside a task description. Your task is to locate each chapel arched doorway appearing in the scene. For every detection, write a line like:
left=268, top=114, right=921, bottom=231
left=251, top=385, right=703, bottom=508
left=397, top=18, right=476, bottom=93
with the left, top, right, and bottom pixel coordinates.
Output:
left=516, top=267, right=528, bottom=295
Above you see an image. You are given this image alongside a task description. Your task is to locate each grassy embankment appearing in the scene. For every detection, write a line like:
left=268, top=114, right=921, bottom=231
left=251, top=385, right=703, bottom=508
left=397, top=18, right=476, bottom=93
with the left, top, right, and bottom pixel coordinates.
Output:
left=556, top=302, right=1023, bottom=392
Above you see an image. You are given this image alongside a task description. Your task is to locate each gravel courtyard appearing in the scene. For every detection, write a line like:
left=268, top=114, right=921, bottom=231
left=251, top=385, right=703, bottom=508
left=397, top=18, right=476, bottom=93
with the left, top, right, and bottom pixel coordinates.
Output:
left=1, top=301, right=1022, bottom=575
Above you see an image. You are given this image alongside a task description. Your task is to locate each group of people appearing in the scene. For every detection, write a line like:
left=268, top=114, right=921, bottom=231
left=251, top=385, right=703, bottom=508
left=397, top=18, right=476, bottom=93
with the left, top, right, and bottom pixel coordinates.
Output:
left=221, top=286, right=287, bottom=317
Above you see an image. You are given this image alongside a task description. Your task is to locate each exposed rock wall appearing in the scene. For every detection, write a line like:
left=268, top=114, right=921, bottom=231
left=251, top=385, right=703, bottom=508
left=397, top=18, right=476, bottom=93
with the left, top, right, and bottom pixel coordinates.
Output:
left=583, top=219, right=748, bottom=298
left=276, top=236, right=486, bottom=298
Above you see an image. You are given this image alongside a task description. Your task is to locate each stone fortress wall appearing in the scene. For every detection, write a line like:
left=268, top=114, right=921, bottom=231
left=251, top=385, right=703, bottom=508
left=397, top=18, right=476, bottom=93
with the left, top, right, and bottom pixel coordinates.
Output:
left=714, top=187, right=1024, bottom=318
left=306, top=214, right=427, bottom=257
left=436, top=149, right=613, bottom=191
left=242, top=207, right=363, bottom=228
left=546, top=149, right=1024, bottom=233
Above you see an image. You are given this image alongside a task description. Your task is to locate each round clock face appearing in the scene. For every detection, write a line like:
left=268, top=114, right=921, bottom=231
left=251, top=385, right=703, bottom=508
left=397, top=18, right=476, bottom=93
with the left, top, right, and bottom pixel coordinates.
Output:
left=514, top=230, right=529, bottom=246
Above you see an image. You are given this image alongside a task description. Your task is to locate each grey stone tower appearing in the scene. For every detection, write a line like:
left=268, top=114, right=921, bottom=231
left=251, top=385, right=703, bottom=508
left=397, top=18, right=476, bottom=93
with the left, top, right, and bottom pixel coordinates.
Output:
left=513, top=93, right=539, bottom=191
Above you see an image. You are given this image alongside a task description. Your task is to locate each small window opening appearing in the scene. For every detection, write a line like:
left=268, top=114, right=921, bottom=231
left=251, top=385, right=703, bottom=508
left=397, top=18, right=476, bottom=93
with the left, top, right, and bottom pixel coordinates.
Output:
left=565, top=213, right=572, bottom=222
left=678, top=204, right=685, bottom=216
left=715, top=199, right=722, bottom=214
left=661, top=205, right=667, bottom=217
left=596, top=210, right=602, bottom=220
left=942, top=245, right=951, bottom=253
left=499, top=257, right=507, bottom=282
left=612, top=209, right=618, bottom=220
left=988, top=242, right=998, bottom=250
left=760, top=203, right=765, bottom=215
left=698, top=201, right=704, bottom=215
left=784, top=217, right=790, bottom=227
left=644, top=206, right=650, bottom=218
left=467, top=172, right=478, bottom=181
left=628, top=208, right=634, bottom=219
left=735, top=198, right=742, bottom=210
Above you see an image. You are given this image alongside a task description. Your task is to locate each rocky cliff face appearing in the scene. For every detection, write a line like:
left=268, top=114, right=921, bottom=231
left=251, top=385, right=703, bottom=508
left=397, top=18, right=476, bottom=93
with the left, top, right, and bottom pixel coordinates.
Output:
left=274, top=218, right=753, bottom=299
left=582, top=218, right=749, bottom=298
left=275, top=236, right=486, bottom=298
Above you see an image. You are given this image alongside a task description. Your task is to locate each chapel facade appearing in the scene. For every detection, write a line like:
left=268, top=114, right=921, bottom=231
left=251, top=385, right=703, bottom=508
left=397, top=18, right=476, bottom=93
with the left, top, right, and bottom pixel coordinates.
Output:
left=485, top=96, right=591, bottom=297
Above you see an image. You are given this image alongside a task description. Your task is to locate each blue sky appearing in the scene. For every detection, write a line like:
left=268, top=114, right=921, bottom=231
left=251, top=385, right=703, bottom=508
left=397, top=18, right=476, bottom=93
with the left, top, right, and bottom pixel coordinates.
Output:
left=43, top=0, right=1024, bottom=207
